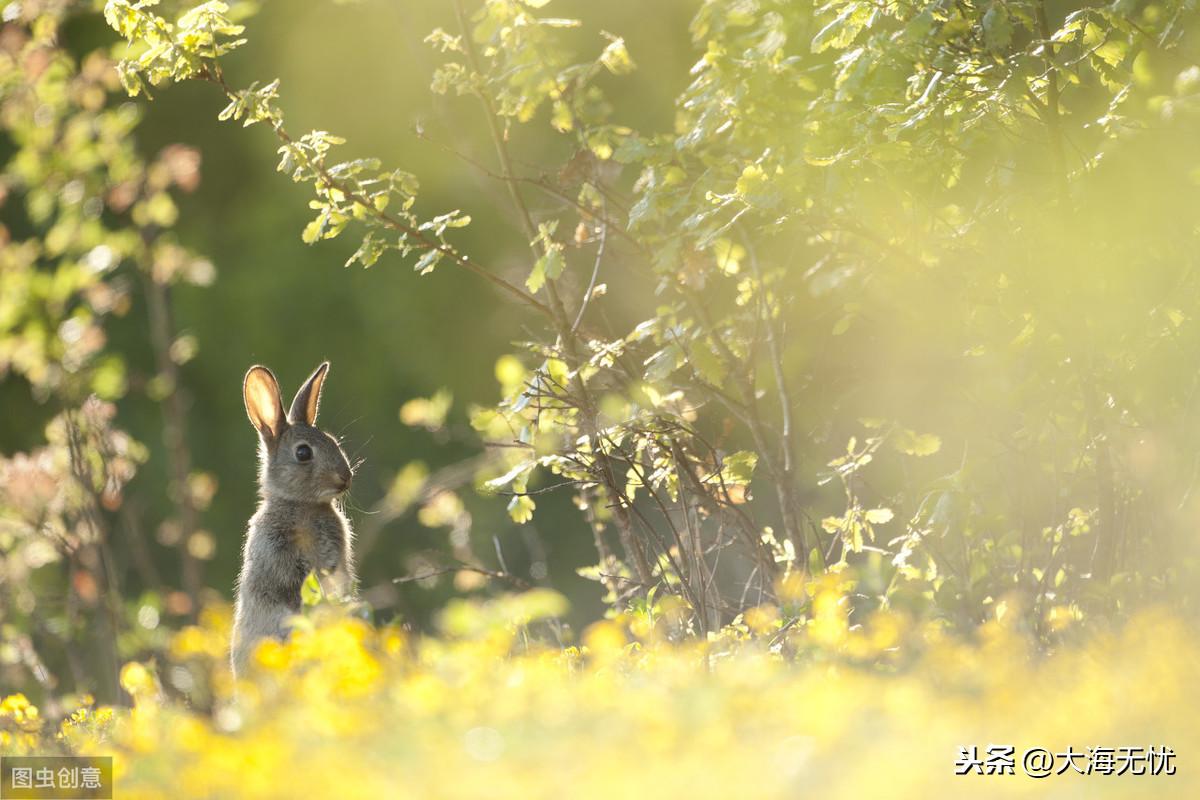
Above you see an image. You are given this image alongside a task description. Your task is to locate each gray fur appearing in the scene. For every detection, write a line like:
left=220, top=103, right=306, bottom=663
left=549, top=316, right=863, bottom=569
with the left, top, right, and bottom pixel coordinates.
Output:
left=231, top=362, right=356, bottom=677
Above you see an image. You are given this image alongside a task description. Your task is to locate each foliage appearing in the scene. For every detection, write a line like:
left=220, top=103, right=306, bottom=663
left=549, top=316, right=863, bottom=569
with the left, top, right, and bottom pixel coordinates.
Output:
left=1, top=0, right=217, bottom=699
left=5, top=589, right=1200, bottom=797
left=97, top=0, right=1200, bottom=646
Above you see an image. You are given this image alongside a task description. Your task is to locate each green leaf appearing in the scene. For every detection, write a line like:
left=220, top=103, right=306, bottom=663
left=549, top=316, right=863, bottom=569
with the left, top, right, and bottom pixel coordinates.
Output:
left=551, top=101, right=574, bottom=133
left=507, top=494, right=536, bottom=524
left=414, top=249, right=443, bottom=276
left=808, top=547, right=824, bottom=575
left=526, top=248, right=564, bottom=294
left=599, top=33, right=636, bottom=75
left=484, top=462, right=534, bottom=492
left=865, top=508, right=894, bottom=524
left=717, top=451, right=758, bottom=486
left=540, top=248, right=565, bottom=281
left=811, top=3, right=869, bottom=54
left=735, top=164, right=767, bottom=196
left=526, top=259, right=547, bottom=294
left=301, top=571, right=322, bottom=606
left=301, top=215, right=325, bottom=244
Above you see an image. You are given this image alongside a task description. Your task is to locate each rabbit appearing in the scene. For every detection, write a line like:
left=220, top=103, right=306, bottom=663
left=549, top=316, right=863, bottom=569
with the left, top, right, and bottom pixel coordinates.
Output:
left=230, top=361, right=357, bottom=676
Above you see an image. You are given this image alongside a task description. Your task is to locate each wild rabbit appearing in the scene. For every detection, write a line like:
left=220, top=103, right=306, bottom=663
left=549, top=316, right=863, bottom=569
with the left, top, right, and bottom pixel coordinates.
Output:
left=230, top=362, right=357, bottom=676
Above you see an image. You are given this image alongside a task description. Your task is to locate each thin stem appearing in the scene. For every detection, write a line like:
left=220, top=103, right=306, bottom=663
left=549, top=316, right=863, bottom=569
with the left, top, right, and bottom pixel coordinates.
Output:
left=571, top=198, right=607, bottom=335
left=1034, top=2, right=1069, bottom=198
left=139, top=231, right=202, bottom=614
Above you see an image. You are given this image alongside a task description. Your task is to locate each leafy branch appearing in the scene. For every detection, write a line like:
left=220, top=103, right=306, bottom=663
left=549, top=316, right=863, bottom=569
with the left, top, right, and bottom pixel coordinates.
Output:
left=104, top=0, right=551, bottom=317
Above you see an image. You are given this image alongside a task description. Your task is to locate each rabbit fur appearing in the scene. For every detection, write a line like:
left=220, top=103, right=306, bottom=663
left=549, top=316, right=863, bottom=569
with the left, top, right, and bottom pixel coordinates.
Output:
left=230, top=361, right=356, bottom=676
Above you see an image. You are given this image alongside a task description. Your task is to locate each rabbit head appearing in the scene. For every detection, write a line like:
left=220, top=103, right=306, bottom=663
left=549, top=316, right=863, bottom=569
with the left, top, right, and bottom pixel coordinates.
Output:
left=242, top=362, right=353, bottom=503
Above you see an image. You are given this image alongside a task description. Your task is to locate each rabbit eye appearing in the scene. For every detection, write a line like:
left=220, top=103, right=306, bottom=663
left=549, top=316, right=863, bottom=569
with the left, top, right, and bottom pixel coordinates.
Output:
left=295, top=443, right=313, bottom=462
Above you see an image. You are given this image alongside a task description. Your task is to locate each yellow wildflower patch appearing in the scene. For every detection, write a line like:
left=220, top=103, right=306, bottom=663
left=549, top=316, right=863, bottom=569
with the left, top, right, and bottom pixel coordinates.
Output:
left=4, top=592, right=1197, bottom=799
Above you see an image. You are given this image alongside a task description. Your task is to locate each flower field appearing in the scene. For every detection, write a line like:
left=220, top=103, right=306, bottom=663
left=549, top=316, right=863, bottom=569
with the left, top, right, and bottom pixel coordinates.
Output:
left=4, top=584, right=1197, bottom=799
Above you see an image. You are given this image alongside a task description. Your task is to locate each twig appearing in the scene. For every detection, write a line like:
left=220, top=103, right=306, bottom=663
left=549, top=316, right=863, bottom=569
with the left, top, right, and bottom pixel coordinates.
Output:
left=139, top=228, right=202, bottom=614
left=570, top=197, right=607, bottom=335
left=392, top=561, right=530, bottom=589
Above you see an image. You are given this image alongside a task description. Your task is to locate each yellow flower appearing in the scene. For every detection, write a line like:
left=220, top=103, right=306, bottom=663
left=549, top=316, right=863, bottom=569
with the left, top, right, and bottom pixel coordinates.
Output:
left=119, top=662, right=157, bottom=700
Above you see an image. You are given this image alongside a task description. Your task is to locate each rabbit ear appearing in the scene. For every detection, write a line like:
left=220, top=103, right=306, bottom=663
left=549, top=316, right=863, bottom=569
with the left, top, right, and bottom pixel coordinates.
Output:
left=244, top=366, right=287, bottom=441
left=289, top=361, right=329, bottom=426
